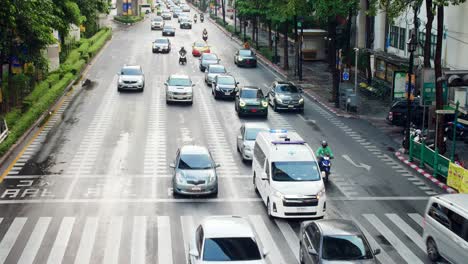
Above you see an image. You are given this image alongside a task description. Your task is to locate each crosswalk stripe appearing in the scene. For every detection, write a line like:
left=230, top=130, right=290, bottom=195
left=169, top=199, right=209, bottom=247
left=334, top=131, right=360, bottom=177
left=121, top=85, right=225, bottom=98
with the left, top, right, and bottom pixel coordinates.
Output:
left=408, top=213, right=424, bottom=228
left=275, top=219, right=299, bottom=263
left=46, top=217, right=75, bottom=264
left=131, top=216, right=147, bottom=264
left=157, top=216, right=173, bottom=264
left=181, top=216, right=195, bottom=264
left=363, top=214, right=424, bottom=264
left=103, top=216, right=123, bottom=264
left=386, top=214, right=425, bottom=252
left=248, top=215, right=286, bottom=264
left=0, top=217, right=27, bottom=264
left=17, top=217, right=51, bottom=264
left=351, top=217, right=397, bottom=264
left=73, top=217, right=98, bottom=264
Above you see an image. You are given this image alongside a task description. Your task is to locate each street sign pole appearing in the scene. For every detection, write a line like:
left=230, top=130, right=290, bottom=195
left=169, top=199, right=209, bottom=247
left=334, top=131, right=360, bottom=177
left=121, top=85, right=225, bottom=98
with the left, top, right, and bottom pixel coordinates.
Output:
left=451, top=101, right=459, bottom=161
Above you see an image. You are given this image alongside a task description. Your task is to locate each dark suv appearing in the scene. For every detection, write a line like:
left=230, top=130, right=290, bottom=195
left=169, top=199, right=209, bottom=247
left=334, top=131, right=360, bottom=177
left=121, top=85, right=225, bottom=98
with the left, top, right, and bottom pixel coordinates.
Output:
left=268, top=81, right=304, bottom=112
left=387, top=99, right=425, bottom=127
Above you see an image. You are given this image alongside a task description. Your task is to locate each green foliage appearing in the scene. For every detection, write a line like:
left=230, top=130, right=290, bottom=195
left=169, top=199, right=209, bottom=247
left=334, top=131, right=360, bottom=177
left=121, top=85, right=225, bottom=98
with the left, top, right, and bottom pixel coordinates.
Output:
left=113, top=15, right=144, bottom=24
left=4, top=108, right=21, bottom=128
left=63, top=50, right=81, bottom=65
left=88, top=28, right=112, bottom=57
left=46, top=73, right=61, bottom=87
left=258, top=47, right=273, bottom=61
left=23, top=81, right=50, bottom=108
left=77, top=41, right=90, bottom=55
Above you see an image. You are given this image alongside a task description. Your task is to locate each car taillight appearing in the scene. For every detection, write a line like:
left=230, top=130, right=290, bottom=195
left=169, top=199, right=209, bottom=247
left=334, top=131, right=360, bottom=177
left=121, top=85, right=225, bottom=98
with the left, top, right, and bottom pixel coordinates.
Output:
left=388, top=112, right=393, bottom=121
left=206, top=49, right=210, bottom=53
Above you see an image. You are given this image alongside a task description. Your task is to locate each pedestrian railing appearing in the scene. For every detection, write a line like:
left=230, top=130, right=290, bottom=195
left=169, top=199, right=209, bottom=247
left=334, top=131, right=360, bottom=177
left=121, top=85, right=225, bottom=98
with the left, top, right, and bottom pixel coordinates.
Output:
left=0, top=118, right=8, bottom=144
left=409, top=137, right=450, bottom=178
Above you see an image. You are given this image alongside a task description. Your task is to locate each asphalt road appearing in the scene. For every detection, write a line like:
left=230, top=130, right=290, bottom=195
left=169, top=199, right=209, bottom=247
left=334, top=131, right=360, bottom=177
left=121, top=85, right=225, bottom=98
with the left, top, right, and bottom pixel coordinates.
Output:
left=0, top=7, right=448, bottom=264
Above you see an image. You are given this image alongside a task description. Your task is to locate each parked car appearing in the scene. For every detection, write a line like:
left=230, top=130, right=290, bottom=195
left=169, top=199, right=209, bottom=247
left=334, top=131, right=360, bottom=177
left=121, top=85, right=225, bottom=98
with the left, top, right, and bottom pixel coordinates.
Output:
left=237, top=123, right=269, bottom=161
left=387, top=99, right=425, bottom=127
left=165, top=74, right=194, bottom=104
left=117, top=65, right=145, bottom=92
left=199, top=53, right=220, bottom=72
left=162, top=25, right=175, bottom=36
left=151, top=16, right=164, bottom=30
left=212, top=74, right=238, bottom=99
left=192, top=41, right=210, bottom=57
left=170, top=145, right=219, bottom=197
left=179, top=18, right=192, bottom=29
left=188, top=216, right=268, bottom=263
left=235, top=86, right=268, bottom=117
left=299, top=219, right=380, bottom=263
left=234, top=48, right=257, bottom=67
left=423, top=194, right=468, bottom=264
left=152, top=37, right=171, bottom=53
left=267, top=81, right=304, bottom=112
left=204, top=64, right=226, bottom=86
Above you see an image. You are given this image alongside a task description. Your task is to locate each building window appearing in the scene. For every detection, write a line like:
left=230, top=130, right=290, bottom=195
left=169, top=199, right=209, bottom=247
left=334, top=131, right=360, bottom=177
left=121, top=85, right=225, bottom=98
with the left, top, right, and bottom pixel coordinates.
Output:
left=418, top=32, right=437, bottom=59
left=399, top=28, right=406, bottom=50
left=390, top=26, right=399, bottom=48
left=389, top=25, right=407, bottom=51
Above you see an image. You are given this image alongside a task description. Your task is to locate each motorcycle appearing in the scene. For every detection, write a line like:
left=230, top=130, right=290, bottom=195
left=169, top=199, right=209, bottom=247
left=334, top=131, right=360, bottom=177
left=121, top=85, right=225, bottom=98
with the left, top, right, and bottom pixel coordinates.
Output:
left=194, top=17, right=197, bottom=23
left=179, top=53, right=187, bottom=65
left=319, top=156, right=332, bottom=183
left=202, top=34, right=208, bottom=42
left=200, top=16, right=204, bottom=22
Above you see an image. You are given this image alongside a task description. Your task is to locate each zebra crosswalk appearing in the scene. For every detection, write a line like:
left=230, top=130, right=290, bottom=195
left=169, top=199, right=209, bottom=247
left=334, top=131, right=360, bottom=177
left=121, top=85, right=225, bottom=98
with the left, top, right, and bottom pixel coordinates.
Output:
left=0, top=212, right=435, bottom=264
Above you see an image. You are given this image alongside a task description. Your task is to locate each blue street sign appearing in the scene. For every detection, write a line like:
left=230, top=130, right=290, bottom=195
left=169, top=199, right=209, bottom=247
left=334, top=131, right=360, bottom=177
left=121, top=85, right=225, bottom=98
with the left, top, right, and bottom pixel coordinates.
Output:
left=343, top=72, right=349, bottom=81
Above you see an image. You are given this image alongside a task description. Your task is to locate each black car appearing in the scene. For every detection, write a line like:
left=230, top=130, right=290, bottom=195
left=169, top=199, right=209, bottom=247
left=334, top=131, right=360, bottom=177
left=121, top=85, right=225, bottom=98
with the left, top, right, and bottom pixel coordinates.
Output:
left=162, top=25, right=175, bottom=36
left=152, top=37, right=171, bottom=53
left=212, top=74, right=239, bottom=99
left=235, top=86, right=268, bottom=118
left=387, top=99, right=425, bottom=127
left=234, top=49, right=257, bottom=67
left=179, top=18, right=192, bottom=29
left=267, top=81, right=304, bottom=112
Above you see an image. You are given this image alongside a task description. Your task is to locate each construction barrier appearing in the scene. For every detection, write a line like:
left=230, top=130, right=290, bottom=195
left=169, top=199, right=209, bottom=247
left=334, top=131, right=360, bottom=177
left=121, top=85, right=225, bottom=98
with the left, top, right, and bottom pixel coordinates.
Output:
left=447, top=162, right=468, bottom=193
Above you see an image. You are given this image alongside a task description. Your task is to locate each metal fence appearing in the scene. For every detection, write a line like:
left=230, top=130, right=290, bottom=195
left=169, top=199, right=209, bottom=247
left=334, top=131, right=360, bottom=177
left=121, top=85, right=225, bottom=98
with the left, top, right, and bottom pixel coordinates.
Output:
left=0, top=118, right=8, bottom=144
left=409, top=138, right=450, bottom=178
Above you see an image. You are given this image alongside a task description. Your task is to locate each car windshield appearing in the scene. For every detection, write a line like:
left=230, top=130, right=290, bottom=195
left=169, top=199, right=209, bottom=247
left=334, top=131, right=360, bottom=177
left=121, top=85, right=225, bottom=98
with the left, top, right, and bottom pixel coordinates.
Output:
left=322, top=235, right=373, bottom=261
left=121, top=67, right=142, bottom=75
left=245, top=128, right=267, bottom=140
left=239, top=50, right=253, bottom=56
left=203, top=54, right=218, bottom=60
left=153, top=17, right=163, bottom=21
left=240, top=89, right=263, bottom=99
left=194, top=42, right=207, bottom=47
left=178, top=154, right=213, bottom=170
left=209, top=66, right=226, bottom=73
left=164, top=26, right=174, bottom=30
left=271, top=161, right=320, bottom=181
left=203, top=237, right=262, bottom=261
left=276, top=84, right=299, bottom=93
left=168, top=77, right=191, bottom=86
left=217, top=76, right=235, bottom=85
left=155, top=39, right=168, bottom=44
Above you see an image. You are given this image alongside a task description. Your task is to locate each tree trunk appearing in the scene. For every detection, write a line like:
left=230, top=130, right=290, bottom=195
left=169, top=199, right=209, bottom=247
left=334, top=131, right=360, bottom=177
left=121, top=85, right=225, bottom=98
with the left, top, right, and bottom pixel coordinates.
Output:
left=435, top=5, right=445, bottom=153
left=283, top=22, right=289, bottom=70
left=328, top=17, right=339, bottom=106
left=221, top=0, right=226, bottom=25
left=255, top=17, right=259, bottom=48
left=251, top=18, right=255, bottom=43
left=268, top=21, right=272, bottom=50
left=345, top=8, right=353, bottom=54
left=424, top=0, right=434, bottom=68
left=365, top=0, right=373, bottom=83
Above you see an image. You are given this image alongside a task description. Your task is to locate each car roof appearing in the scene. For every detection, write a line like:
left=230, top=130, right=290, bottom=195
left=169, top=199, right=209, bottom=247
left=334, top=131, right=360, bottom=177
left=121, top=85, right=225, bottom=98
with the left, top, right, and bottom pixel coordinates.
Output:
left=434, top=194, right=468, bottom=211
left=202, top=53, right=217, bottom=57
left=202, top=216, right=256, bottom=238
left=180, top=145, right=209, bottom=155
left=315, top=219, right=362, bottom=236
left=240, top=86, right=259, bottom=91
left=169, top=74, right=189, bottom=79
left=244, top=122, right=270, bottom=130
left=216, top=74, right=234, bottom=79
left=208, top=64, right=225, bottom=69
left=122, top=65, right=141, bottom=70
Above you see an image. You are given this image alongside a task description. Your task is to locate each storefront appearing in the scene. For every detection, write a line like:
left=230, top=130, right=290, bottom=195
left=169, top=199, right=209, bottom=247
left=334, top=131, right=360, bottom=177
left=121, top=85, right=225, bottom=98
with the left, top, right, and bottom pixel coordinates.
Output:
left=372, top=50, right=409, bottom=86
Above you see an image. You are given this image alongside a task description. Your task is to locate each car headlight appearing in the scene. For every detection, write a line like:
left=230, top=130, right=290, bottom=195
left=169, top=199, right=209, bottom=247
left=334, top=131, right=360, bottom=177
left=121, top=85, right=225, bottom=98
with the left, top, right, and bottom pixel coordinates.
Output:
left=299, top=98, right=304, bottom=104
left=238, top=57, right=244, bottom=61
left=317, top=188, right=326, bottom=200
left=239, top=100, right=246, bottom=107
left=243, top=144, right=251, bottom=151
left=118, top=78, right=123, bottom=84
left=176, top=172, right=185, bottom=184
left=262, top=101, right=268, bottom=108
left=273, top=190, right=284, bottom=199
left=275, top=96, right=283, bottom=103
left=215, top=85, right=220, bottom=91
left=167, top=91, right=173, bottom=96
left=137, top=79, right=143, bottom=84
left=208, top=174, right=216, bottom=183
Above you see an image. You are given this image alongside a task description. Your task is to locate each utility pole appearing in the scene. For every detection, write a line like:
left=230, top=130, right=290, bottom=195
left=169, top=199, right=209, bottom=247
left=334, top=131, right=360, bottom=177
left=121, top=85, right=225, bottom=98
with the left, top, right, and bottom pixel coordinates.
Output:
left=298, top=17, right=304, bottom=81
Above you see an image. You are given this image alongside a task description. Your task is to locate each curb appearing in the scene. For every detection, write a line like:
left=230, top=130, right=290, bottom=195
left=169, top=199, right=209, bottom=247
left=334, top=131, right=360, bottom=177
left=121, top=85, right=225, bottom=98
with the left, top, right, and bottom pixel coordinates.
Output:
left=395, top=151, right=458, bottom=194
left=302, top=90, right=355, bottom=118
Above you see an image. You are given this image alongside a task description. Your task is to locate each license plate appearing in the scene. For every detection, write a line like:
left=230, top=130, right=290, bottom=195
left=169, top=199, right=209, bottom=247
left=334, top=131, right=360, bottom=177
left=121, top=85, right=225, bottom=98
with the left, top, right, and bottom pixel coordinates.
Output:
left=191, top=186, right=202, bottom=191
left=296, top=207, right=312, bottom=212
left=288, top=105, right=294, bottom=108
left=224, top=92, right=231, bottom=96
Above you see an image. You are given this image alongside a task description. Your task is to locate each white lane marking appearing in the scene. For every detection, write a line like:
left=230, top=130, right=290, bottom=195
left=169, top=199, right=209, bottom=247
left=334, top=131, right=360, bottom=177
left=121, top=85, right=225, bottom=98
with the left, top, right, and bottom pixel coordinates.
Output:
left=47, top=217, right=75, bottom=264
left=103, top=216, right=123, bottom=264
left=131, top=216, right=147, bottom=264
left=386, top=214, right=425, bottom=251
left=408, top=213, right=424, bottom=228
left=248, top=215, right=286, bottom=264
left=181, top=216, right=195, bottom=264
left=0, top=217, right=27, bottom=264
left=363, top=214, right=424, bottom=264
left=17, top=217, right=51, bottom=264
left=74, top=217, right=99, bottom=264
left=275, top=219, right=300, bottom=263
left=342, top=154, right=371, bottom=171
left=351, top=217, right=397, bottom=264
left=158, top=216, right=173, bottom=264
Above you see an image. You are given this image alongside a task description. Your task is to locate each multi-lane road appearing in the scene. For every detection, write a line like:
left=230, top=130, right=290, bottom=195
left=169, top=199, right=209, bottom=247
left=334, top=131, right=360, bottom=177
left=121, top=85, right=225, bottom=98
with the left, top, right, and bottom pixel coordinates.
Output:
left=0, top=7, right=447, bottom=264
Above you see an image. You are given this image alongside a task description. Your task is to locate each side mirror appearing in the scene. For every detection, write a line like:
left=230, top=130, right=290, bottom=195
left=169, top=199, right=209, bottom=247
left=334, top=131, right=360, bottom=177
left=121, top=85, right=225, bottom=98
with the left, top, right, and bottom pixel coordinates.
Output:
left=117, top=72, right=121, bottom=75
left=169, top=163, right=175, bottom=168
left=215, top=163, right=221, bottom=168
left=261, top=172, right=268, bottom=181
left=237, top=135, right=242, bottom=140
left=374, top=248, right=381, bottom=255
left=189, top=248, right=199, bottom=257
left=205, top=69, right=208, bottom=73
left=164, top=82, right=168, bottom=86
left=307, top=247, right=318, bottom=256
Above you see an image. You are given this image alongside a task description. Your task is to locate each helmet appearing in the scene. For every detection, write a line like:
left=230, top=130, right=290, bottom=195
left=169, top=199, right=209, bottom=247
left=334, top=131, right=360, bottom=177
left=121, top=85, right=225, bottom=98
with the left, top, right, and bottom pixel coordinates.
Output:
left=321, top=140, right=328, bottom=148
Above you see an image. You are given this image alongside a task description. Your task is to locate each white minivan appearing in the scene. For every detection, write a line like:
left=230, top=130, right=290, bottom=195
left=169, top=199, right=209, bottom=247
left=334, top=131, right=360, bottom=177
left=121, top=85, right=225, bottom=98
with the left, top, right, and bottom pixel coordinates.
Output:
left=140, top=4, right=152, bottom=14
left=252, top=129, right=326, bottom=218
left=423, top=194, right=468, bottom=264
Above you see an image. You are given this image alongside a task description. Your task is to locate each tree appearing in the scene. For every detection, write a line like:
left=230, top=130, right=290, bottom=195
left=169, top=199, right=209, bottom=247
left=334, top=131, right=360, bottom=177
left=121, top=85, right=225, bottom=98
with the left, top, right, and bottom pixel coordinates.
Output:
left=52, top=0, right=82, bottom=47
left=423, top=0, right=434, bottom=67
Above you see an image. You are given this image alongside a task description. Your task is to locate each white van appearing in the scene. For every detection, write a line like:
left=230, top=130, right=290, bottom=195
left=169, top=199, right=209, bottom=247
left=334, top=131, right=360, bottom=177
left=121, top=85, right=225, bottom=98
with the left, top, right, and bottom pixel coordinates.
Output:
left=140, top=4, right=152, bottom=14
left=252, top=129, right=326, bottom=218
left=423, top=194, right=468, bottom=264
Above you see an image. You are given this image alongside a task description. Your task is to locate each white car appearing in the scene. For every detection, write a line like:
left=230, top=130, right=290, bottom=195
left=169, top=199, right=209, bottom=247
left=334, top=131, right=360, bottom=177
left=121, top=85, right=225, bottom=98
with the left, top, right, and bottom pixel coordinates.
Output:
left=204, top=64, right=226, bottom=85
left=188, top=216, right=268, bottom=264
left=165, top=74, right=194, bottom=104
left=237, top=123, right=270, bottom=161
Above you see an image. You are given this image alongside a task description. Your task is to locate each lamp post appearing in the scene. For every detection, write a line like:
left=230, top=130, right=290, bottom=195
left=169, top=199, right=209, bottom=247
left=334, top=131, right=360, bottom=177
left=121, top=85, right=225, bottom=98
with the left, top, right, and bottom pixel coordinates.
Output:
left=298, top=17, right=304, bottom=81
left=404, top=30, right=417, bottom=150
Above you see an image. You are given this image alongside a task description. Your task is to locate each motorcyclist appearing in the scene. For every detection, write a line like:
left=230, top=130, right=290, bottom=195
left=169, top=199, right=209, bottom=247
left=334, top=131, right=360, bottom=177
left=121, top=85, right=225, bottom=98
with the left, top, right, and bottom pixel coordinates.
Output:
left=179, top=46, right=187, bottom=56
left=200, top=13, right=204, bottom=22
left=202, top=28, right=208, bottom=41
left=193, top=14, right=197, bottom=22
left=316, top=140, right=334, bottom=162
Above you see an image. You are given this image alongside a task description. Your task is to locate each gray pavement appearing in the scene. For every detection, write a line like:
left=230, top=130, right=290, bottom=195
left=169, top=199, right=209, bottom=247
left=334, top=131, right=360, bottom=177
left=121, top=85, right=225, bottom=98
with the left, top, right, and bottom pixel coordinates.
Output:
left=0, top=4, right=448, bottom=264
